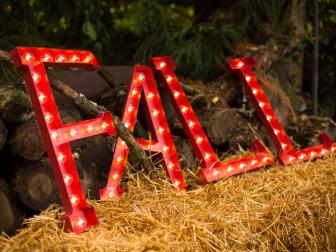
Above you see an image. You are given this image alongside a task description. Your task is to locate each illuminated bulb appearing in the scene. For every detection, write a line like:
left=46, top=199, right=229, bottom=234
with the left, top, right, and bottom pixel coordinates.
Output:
left=213, top=169, right=220, bottom=176
left=32, top=72, right=41, bottom=83
left=51, top=131, right=58, bottom=140
left=237, top=61, right=244, bottom=68
left=147, top=92, right=154, bottom=99
left=120, top=140, right=126, bottom=146
left=108, top=192, right=116, bottom=198
left=77, top=218, right=85, bottom=227
left=101, top=122, right=109, bottom=129
left=288, top=156, right=295, bottom=162
left=138, top=73, right=145, bottom=81
left=57, top=152, right=66, bottom=162
left=56, top=54, right=66, bottom=62
left=205, top=152, right=211, bottom=160
left=128, top=106, right=134, bottom=113
left=281, top=143, right=287, bottom=149
left=166, top=75, right=173, bottom=83
left=252, top=89, right=258, bottom=95
left=38, top=92, right=47, bottom=103
left=266, top=115, right=272, bottom=121
left=251, top=159, right=258, bottom=165
left=263, top=157, right=269, bottom=162
left=124, top=122, right=130, bottom=128
left=159, top=62, right=167, bottom=69
left=239, top=163, right=246, bottom=169
left=299, top=153, right=305, bottom=160
left=113, top=173, right=119, bottom=180
left=181, top=106, right=188, bottom=113
left=24, top=52, right=34, bottom=63
left=152, top=110, right=159, bottom=117
left=174, top=91, right=180, bottom=98
left=310, top=151, right=316, bottom=157
left=321, top=149, right=327, bottom=155
left=64, top=174, right=73, bottom=185
left=158, top=127, right=165, bottom=134
left=42, top=54, right=52, bottom=62
left=168, top=163, right=174, bottom=169
left=70, top=129, right=76, bottom=136
left=259, top=102, right=265, bottom=108
left=70, top=195, right=80, bottom=206
left=87, top=125, right=93, bottom=132
left=174, top=181, right=180, bottom=187
left=131, top=89, right=138, bottom=96
left=188, top=121, right=195, bottom=128
left=83, top=55, right=92, bottom=63
left=117, top=156, right=123, bottom=162
left=70, top=55, right=80, bottom=62
left=196, top=136, right=203, bottom=143
left=44, top=112, right=54, bottom=123
left=274, top=129, right=280, bottom=135
left=227, top=166, right=233, bottom=172
left=245, top=75, right=252, bottom=82
left=163, top=146, right=169, bottom=152
left=332, top=146, right=336, bottom=152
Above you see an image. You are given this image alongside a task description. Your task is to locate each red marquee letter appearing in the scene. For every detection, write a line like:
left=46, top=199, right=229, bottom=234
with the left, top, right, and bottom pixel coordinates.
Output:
left=11, top=47, right=116, bottom=233
left=100, top=66, right=186, bottom=199
left=227, top=58, right=335, bottom=164
left=150, top=57, right=274, bottom=184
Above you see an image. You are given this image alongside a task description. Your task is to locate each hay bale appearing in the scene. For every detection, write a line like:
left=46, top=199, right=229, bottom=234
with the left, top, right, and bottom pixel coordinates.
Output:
left=0, top=157, right=335, bottom=251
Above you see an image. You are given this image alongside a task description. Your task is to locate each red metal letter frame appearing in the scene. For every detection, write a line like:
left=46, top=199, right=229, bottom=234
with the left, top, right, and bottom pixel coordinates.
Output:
left=227, top=58, right=336, bottom=164
left=10, top=47, right=117, bottom=233
left=100, top=66, right=186, bottom=200
left=150, top=57, right=274, bottom=184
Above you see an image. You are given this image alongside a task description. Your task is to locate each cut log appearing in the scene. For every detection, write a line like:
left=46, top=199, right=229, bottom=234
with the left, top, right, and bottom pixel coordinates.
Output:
left=199, top=108, right=256, bottom=148
left=0, top=86, right=33, bottom=124
left=0, top=179, right=24, bottom=235
left=0, top=117, right=7, bottom=150
left=11, top=159, right=60, bottom=211
left=7, top=120, right=45, bottom=160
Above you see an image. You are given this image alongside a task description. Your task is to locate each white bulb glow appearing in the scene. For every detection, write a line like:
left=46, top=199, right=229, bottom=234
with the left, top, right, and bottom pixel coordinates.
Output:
left=227, top=166, right=233, bottom=172
left=57, top=152, right=66, bottom=162
left=64, top=174, right=73, bottom=185
left=181, top=106, right=188, bottom=113
left=147, top=92, right=154, bottom=99
left=127, top=106, right=134, bottom=112
left=158, top=127, right=164, bottom=134
left=259, top=102, right=265, bottom=108
left=252, top=89, right=258, bottom=95
left=251, top=159, right=257, bottom=165
left=42, top=54, right=52, bottom=62
left=152, top=110, right=159, bottom=117
left=117, top=156, right=123, bottom=162
left=168, top=163, right=174, bottom=169
left=299, top=154, right=305, bottom=160
left=38, top=92, right=47, bottom=103
left=174, top=91, right=180, bottom=98
left=205, top=152, right=211, bottom=160
left=239, top=163, right=246, bottom=169
left=56, top=55, right=66, bottom=62
left=83, top=56, right=92, bottom=63
left=70, top=55, right=80, bottom=62
left=51, top=131, right=58, bottom=140
left=196, top=136, right=203, bottom=143
left=32, top=72, right=40, bottom=83
left=70, top=129, right=77, bottom=136
left=45, top=112, right=54, bottom=123
left=174, top=181, right=180, bottom=187
left=159, top=62, right=167, bottom=68
left=274, top=129, right=280, bottom=135
left=188, top=121, right=195, bottom=128
left=237, top=61, right=244, bottom=68
left=77, top=218, right=85, bottom=227
left=101, top=122, right=109, bottom=129
left=166, top=76, right=173, bottom=83
left=138, top=73, right=145, bottom=81
left=87, top=125, right=93, bottom=132
left=24, top=52, right=34, bottom=63
left=245, top=75, right=251, bottom=82
left=71, top=195, right=80, bottom=206
left=113, top=173, right=119, bottom=180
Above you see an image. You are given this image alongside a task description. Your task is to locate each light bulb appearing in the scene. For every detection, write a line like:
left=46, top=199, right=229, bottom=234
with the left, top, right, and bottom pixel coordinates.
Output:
left=83, top=55, right=92, bottom=63
left=245, top=75, right=251, bottom=82
left=205, top=152, right=211, bottom=160
left=147, top=92, right=154, bottom=99
left=57, top=152, right=66, bottom=162
left=188, top=121, right=195, bottom=128
left=56, top=54, right=66, bottom=62
left=70, top=55, right=80, bottom=62
left=70, top=129, right=77, bottom=136
left=159, top=62, right=167, bottom=69
left=237, top=61, right=244, bottom=68
left=259, top=102, right=265, bottom=108
left=227, top=166, right=233, bottom=172
left=101, top=122, right=109, bottom=129
left=138, top=73, right=145, bottom=81
left=38, top=92, right=47, bottom=103
left=70, top=195, right=80, bottom=206
left=131, top=89, right=138, bottom=96
left=117, top=156, right=123, bottom=162
left=45, top=112, right=54, bottom=123
left=196, top=136, right=203, bottom=143
left=181, top=106, right=188, bottom=113
left=64, top=174, right=73, bottom=185
left=158, top=127, right=165, bottom=134
left=174, top=91, right=180, bottom=98
left=51, top=131, right=58, bottom=140
left=251, top=159, right=257, bottom=165
left=166, top=76, right=173, bottom=83
left=152, top=110, right=159, bottom=117
left=113, top=173, right=119, bottom=180
left=32, top=72, right=41, bottom=83
left=87, top=125, right=93, bottom=132
left=239, top=163, right=246, bottom=169
left=252, top=89, right=258, bottom=95
left=127, top=106, right=134, bottom=112
left=77, top=218, right=85, bottom=227
left=24, top=52, right=34, bottom=63
left=42, top=53, right=52, bottom=62
left=168, top=163, right=174, bottom=169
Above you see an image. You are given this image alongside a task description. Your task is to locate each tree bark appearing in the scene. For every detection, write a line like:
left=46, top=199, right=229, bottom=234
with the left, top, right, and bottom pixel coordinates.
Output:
left=11, top=159, right=60, bottom=211
left=0, top=179, right=24, bottom=235
left=0, top=117, right=7, bottom=150
left=0, top=86, right=34, bottom=123
left=8, top=120, right=45, bottom=160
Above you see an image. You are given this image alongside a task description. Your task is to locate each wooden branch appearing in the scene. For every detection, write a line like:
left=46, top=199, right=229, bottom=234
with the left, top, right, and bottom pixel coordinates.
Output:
left=0, top=50, right=157, bottom=179
left=48, top=73, right=158, bottom=179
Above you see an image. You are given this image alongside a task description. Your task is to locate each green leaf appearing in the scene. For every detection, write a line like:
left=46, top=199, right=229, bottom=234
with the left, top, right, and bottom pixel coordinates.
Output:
left=82, top=20, right=97, bottom=41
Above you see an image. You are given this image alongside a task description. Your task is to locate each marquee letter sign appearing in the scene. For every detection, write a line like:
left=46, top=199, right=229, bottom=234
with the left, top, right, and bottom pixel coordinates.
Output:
left=150, top=57, right=274, bottom=184
left=10, top=47, right=118, bottom=233
left=227, top=58, right=336, bottom=164
left=100, top=66, right=186, bottom=200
